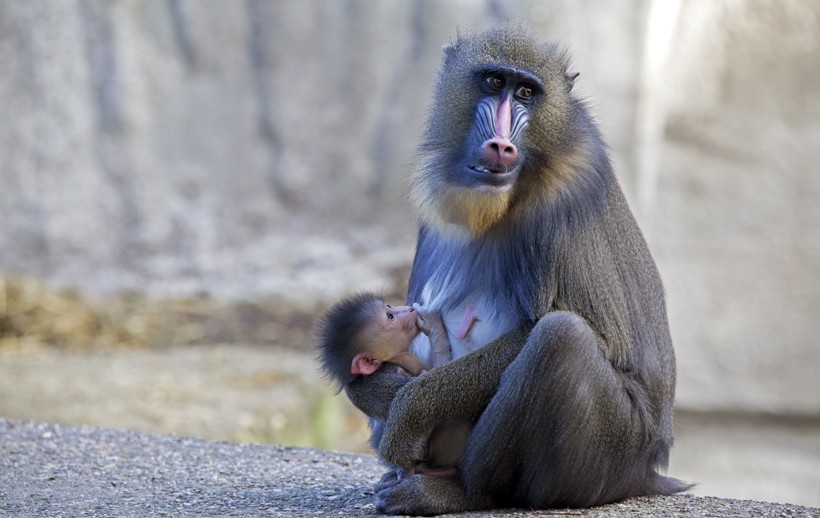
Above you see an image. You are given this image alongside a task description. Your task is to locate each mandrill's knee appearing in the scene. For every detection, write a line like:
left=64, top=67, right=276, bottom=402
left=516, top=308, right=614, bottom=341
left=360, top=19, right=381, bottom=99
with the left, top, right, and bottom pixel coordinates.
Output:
left=511, top=311, right=605, bottom=381
left=533, top=311, right=590, bottom=338
left=528, top=311, right=596, bottom=353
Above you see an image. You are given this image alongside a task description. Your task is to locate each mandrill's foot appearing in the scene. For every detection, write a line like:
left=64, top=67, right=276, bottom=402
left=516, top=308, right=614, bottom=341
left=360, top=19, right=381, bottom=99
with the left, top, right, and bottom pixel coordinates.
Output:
left=375, top=473, right=492, bottom=516
left=374, top=468, right=408, bottom=492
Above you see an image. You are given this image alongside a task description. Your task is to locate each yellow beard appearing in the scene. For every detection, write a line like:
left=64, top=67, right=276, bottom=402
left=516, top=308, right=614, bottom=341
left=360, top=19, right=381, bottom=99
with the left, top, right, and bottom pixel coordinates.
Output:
left=411, top=174, right=513, bottom=237
left=443, top=187, right=512, bottom=235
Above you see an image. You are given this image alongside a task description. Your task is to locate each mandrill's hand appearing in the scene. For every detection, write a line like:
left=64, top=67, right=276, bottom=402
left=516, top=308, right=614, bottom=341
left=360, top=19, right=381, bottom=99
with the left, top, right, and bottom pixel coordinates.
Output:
left=414, top=303, right=452, bottom=369
left=413, top=303, right=446, bottom=339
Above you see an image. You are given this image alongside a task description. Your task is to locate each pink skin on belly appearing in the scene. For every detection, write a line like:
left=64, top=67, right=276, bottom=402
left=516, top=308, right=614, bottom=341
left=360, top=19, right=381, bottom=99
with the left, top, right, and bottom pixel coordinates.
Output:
left=456, top=303, right=479, bottom=340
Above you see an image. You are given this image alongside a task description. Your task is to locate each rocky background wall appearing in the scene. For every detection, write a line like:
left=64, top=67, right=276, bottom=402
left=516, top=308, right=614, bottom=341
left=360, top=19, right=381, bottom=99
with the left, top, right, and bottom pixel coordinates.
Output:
left=1, top=0, right=818, bottom=506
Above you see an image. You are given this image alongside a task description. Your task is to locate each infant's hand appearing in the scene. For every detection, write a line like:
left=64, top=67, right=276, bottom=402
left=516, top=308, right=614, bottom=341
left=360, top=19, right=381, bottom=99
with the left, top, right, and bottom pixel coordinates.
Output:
left=413, top=303, right=445, bottom=337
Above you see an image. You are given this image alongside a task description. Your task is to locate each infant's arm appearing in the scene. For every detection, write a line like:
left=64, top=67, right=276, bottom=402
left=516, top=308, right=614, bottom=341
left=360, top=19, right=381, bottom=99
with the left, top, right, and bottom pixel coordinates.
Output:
left=413, top=304, right=451, bottom=368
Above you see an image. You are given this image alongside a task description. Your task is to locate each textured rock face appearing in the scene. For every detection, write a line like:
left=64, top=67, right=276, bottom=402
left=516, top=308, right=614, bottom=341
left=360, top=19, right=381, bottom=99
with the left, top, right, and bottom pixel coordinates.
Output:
left=0, top=0, right=647, bottom=301
left=0, top=2, right=818, bottom=415
left=648, top=1, right=820, bottom=417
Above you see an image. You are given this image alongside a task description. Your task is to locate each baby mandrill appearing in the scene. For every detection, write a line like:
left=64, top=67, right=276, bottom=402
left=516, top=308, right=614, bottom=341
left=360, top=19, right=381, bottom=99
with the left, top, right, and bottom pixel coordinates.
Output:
left=315, top=292, right=465, bottom=476
left=315, top=291, right=451, bottom=388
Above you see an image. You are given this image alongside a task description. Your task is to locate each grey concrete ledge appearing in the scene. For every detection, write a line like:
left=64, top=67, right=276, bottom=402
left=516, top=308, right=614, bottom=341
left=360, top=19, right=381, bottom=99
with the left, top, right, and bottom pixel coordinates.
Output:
left=1, top=419, right=816, bottom=517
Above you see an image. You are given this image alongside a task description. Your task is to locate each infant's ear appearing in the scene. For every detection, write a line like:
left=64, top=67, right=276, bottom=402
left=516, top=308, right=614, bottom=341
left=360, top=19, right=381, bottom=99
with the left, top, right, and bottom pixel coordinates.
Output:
left=351, top=353, right=381, bottom=376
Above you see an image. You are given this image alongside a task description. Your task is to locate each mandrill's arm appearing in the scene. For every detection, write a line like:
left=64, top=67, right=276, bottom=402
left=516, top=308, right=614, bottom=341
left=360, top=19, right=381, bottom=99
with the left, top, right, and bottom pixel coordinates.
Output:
left=378, top=324, right=533, bottom=469
left=345, top=369, right=411, bottom=421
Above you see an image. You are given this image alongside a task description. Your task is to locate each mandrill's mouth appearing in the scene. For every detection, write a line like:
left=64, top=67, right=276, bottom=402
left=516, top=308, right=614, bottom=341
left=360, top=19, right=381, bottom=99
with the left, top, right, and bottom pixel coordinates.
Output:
left=469, top=163, right=508, bottom=175
left=464, top=163, right=519, bottom=190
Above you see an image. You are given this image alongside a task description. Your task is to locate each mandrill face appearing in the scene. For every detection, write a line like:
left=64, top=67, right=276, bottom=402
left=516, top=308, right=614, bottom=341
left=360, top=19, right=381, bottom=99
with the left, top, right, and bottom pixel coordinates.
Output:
left=410, top=27, right=582, bottom=237
left=456, top=65, right=543, bottom=195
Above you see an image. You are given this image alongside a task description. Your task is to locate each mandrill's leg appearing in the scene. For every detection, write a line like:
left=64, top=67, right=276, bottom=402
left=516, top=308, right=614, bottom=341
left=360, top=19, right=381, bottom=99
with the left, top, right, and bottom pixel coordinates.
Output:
left=461, top=311, right=660, bottom=509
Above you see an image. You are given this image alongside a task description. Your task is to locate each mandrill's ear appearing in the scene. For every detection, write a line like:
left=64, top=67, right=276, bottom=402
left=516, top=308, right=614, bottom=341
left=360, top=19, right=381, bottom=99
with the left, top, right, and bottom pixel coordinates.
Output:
left=442, top=43, right=456, bottom=65
left=565, top=71, right=580, bottom=92
left=351, top=353, right=382, bottom=376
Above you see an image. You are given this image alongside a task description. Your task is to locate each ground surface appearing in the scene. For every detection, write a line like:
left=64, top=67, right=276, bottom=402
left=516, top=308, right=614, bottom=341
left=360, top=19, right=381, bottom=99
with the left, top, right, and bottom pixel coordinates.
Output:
left=2, top=344, right=819, bottom=508
left=2, top=419, right=818, bottom=517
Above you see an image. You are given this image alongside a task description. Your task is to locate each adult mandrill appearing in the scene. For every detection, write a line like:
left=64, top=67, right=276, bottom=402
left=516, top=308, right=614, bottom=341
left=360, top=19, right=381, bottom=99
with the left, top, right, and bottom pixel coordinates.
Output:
left=345, top=25, right=691, bottom=515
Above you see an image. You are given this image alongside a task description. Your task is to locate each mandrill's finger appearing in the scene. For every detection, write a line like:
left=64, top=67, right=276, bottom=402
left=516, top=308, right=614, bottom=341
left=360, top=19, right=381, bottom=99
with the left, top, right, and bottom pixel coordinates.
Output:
left=412, top=303, right=430, bottom=316
left=416, top=317, right=432, bottom=336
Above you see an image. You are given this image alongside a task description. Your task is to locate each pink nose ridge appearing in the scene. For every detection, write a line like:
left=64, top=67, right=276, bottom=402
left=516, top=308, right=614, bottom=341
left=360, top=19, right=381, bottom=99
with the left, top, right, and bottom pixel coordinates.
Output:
left=481, top=137, right=518, bottom=170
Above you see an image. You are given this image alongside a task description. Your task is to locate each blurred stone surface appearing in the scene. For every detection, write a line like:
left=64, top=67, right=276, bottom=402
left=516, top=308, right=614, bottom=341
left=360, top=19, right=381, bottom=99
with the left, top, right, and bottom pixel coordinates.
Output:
left=647, top=1, right=820, bottom=417
left=0, top=0, right=818, bottom=446
left=2, top=345, right=819, bottom=507
left=2, top=418, right=819, bottom=516
left=0, top=0, right=646, bottom=301
left=0, top=344, right=371, bottom=451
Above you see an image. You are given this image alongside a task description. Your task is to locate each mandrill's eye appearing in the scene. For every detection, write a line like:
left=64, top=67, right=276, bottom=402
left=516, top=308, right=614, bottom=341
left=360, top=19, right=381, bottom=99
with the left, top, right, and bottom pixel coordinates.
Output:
left=485, top=73, right=505, bottom=90
left=515, top=84, right=534, bottom=99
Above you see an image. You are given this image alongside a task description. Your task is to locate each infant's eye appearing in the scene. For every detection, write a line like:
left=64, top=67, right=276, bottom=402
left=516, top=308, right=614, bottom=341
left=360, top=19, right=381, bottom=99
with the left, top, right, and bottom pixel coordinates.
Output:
left=386, top=313, right=395, bottom=321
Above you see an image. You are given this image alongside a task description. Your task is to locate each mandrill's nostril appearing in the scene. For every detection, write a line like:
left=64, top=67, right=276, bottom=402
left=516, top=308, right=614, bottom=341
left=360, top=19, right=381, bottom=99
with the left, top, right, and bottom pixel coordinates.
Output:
left=482, top=137, right=518, bottom=169
left=491, top=141, right=516, bottom=157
